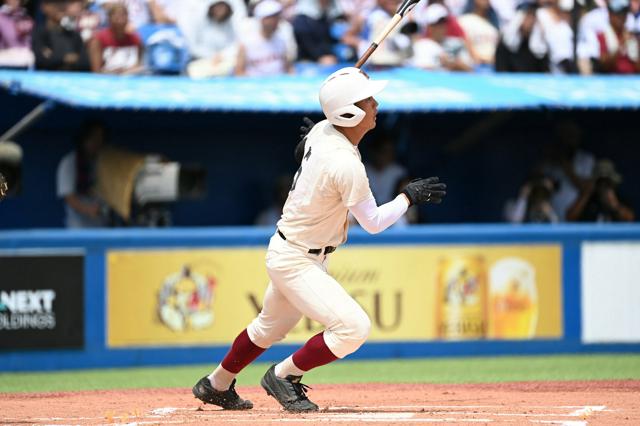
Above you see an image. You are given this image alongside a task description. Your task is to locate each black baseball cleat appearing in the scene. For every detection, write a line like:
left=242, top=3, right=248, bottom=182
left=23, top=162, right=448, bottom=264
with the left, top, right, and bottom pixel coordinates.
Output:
left=192, top=376, right=253, bottom=410
left=260, top=364, right=319, bottom=412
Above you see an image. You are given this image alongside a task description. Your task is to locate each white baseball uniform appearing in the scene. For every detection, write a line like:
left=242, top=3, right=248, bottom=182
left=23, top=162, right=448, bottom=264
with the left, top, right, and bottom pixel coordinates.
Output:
left=246, top=120, right=409, bottom=359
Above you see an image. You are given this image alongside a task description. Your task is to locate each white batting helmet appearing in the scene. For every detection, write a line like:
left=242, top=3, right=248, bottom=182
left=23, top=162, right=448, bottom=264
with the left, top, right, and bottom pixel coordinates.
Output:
left=319, top=67, right=388, bottom=128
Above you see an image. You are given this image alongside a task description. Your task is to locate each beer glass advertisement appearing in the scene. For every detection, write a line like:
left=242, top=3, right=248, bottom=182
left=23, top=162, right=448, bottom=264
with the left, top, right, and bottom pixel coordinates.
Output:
left=0, top=254, right=84, bottom=350
left=107, top=244, right=561, bottom=348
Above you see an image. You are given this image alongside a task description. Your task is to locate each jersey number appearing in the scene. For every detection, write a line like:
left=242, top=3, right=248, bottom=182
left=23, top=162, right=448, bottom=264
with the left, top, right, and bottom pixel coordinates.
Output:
left=290, top=147, right=312, bottom=191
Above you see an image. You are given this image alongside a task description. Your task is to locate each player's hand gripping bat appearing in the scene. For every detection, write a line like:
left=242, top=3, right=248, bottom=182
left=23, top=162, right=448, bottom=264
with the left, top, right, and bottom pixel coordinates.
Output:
left=354, top=0, right=422, bottom=68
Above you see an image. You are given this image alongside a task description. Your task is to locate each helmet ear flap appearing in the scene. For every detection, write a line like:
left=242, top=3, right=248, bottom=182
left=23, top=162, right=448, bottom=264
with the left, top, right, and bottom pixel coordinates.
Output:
left=329, top=104, right=366, bottom=128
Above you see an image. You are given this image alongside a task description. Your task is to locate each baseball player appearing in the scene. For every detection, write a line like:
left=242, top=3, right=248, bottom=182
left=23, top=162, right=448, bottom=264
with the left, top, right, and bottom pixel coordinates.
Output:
left=193, top=67, right=446, bottom=412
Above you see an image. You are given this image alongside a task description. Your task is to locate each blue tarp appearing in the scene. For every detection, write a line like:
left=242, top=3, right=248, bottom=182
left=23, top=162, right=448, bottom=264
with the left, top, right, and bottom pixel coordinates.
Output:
left=1, top=68, right=640, bottom=112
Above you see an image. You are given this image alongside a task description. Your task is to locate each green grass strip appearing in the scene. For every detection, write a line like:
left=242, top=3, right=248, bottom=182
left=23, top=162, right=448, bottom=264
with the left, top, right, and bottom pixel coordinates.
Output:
left=1, top=354, right=639, bottom=393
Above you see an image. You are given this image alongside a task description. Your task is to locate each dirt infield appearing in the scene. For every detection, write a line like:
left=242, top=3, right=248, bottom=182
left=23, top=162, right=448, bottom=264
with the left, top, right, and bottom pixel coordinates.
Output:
left=1, top=380, right=639, bottom=425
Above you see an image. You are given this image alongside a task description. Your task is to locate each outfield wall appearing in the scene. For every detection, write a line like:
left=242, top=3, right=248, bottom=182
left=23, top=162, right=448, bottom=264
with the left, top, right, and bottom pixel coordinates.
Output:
left=1, top=224, right=639, bottom=372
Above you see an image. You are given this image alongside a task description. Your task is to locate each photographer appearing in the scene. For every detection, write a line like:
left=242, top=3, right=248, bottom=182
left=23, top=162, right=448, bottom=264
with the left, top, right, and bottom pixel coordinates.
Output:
left=56, top=120, right=110, bottom=228
left=505, top=172, right=560, bottom=223
left=566, top=159, right=635, bottom=222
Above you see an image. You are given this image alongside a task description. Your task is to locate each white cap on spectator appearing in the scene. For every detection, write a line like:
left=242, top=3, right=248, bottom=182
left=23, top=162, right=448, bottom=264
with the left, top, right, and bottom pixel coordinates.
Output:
left=254, top=0, right=283, bottom=18
left=609, top=0, right=630, bottom=12
left=558, top=0, right=573, bottom=11
left=425, top=3, right=448, bottom=25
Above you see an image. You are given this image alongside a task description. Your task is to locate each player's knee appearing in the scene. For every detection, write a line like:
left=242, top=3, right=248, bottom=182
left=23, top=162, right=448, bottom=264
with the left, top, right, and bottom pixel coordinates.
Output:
left=338, top=310, right=371, bottom=347
left=247, top=318, right=280, bottom=348
left=349, top=311, right=371, bottom=343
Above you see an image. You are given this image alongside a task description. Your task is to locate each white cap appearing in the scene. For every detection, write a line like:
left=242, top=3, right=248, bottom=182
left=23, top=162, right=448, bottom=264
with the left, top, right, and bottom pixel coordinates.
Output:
left=254, top=0, right=283, bottom=18
left=425, top=3, right=448, bottom=25
left=319, top=67, right=387, bottom=128
left=609, top=0, right=630, bottom=12
left=558, top=0, right=573, bottom=11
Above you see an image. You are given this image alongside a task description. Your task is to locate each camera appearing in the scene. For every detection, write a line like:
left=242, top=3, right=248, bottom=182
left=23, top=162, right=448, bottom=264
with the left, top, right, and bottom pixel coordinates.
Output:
left=131, top=156, right=206, bottom=226
left=0, top=141, right=23, bottom=199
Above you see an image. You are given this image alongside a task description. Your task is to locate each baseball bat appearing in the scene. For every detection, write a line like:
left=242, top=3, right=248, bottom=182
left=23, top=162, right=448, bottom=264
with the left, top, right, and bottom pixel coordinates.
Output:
left=354, top=0, right=422, bottom=68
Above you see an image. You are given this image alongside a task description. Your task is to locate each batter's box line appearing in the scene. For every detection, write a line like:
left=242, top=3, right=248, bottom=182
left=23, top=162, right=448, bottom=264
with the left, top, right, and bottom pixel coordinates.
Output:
left=327, top=405, right=608, bottom=411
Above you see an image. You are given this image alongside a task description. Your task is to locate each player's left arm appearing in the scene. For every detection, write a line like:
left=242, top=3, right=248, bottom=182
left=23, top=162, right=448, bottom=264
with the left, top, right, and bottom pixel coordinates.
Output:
left=350, top=194, right=410, bottom=234
left=351, top=177, right=447, bottom=234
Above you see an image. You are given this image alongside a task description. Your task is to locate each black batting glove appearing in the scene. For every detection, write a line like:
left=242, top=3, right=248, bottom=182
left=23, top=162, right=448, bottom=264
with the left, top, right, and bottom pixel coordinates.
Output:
left=294, top=117, right=315, bottom=164
left=299, top=117, right=315, bottom=140
left=402, top=177, right=447, bottom=206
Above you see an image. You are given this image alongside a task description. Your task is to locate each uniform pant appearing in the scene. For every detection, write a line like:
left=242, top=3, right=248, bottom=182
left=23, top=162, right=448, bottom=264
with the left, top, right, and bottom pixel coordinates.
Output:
left=246, top=233, right=371, bottom=359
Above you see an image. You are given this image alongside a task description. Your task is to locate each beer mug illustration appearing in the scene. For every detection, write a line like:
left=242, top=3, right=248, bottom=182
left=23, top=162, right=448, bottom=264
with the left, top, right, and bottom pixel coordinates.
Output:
left=488, top=257, right=538, bottom=339
left=436, top=256, right=487, bottom=340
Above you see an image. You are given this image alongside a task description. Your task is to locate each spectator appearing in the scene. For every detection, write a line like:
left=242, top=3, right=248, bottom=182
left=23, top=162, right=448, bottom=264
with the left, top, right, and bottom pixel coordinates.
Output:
left=541, top=120, right=595, bottom=221
left=630, top=0, right=640, bottom=33
left=184, top=0, right=239, bottom=78
left=239, top=1, right=297, bottom=67
left=292, top=0, right=341, bottom=64
left=88, top=4, right=144, bottom=74
left=32, top=0, right=90, bottom=71
left=414, top=0, right=468, bottom=38
left=0, top=0, right=34, bottom=68
left=336, top=0, right=376, bottom=22
left=364, top=135, right=407, bottom=204
left=504, top=172, right=560, bottom=223
left=236, top=0, right=294, bottom=76
left=458, top=0, right=500, bottom=66
left=593, top=0, right=640, bottom=73
left=446, top=0, right=470, bottom=17
left=57, top=120, right=110, bottom=228
left=96, top=0, right=180, bottom=30
left=255, top=174, right=292, bottom=226
left=490, top=0, right=518, bottom=29
left=358, top=0, right=412, bottom=66
left=66, top=0, right=102, bottom=42
left=410, top=3, right=473, bottom=71
left=147, top=0, right=181, bottom=25
left=536, top=0, right=578, bottom=73
left=495, top=0, right=549, bottom=72
left=566, top=159, right=635, bottom=222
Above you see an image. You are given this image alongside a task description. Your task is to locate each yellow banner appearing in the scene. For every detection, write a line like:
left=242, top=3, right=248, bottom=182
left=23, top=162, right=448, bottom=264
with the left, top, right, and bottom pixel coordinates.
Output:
left=107, top=244, right=562, bottom=347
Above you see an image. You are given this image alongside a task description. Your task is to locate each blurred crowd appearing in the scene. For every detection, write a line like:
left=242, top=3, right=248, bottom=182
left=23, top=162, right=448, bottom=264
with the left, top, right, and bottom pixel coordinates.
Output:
left=1, top=0, right=639, bottom=75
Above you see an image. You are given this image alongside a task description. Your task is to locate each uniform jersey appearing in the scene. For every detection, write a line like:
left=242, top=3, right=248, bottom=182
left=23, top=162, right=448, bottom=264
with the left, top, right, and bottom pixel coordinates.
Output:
left=94, top=28, right=141, bottom=72
left=241, top=30, right=288, bottom=77
left=277, top=120, right=373, bottom=249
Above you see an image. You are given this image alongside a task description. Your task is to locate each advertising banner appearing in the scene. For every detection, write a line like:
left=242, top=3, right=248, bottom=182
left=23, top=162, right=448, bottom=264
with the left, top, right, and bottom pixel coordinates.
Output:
left=582, top=242, right=640, bottom=343
left=107, top=244, right=562, bottom=347
left=0, top=253, right=84, bottom=350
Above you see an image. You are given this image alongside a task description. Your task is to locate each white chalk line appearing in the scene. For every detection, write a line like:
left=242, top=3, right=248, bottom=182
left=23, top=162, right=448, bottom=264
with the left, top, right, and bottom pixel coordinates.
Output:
left=195, top=418, right=496, bottom=423
left=0, top=404, right=607, bottom=421
left=1, top=404, right=610, bottom=425
left=568, top=406, right=607, bottom=416
left=327, top=405, right=606, bottom=411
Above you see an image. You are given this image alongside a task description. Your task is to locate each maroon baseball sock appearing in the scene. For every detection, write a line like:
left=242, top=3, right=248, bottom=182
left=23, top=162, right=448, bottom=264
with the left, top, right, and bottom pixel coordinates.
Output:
left=291, top=331, right=339, bottom=372
left=220, top=328, right=266, bottom=374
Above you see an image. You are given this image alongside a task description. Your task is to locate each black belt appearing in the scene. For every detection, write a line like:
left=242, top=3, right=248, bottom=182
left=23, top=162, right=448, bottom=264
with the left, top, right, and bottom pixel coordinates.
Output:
left=277, top=229, right=336, bottom=255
